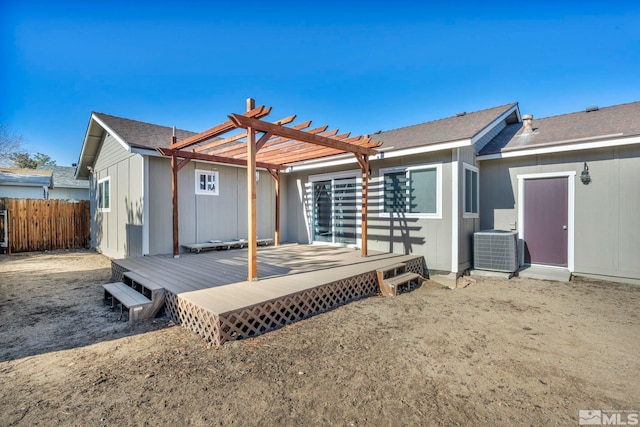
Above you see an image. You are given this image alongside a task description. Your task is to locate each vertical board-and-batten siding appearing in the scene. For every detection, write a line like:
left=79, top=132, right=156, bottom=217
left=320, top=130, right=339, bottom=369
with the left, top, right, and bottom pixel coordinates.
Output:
left=148, top=157, right=276, bottom=255
left=93, top=133, right=144, bottom=258
left=479, top=144, right=640, bottom=282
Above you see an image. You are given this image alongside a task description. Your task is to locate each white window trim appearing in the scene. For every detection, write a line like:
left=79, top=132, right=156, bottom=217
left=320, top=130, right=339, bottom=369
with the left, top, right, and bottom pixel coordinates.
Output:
left=516, top=171, right=576, bottom=272
left=97, top=176, right=111, bottom=212
left=379, top=163, right=442, bottom=219
left=195, top=169, right=219, bottom=196
left=308, top=170, right=362, bottom=248
left=462, top=163, right=479, bottom=219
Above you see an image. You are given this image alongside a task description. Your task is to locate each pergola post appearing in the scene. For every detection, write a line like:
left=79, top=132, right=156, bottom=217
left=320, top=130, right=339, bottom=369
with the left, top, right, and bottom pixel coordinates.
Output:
left=171, top=151, right=179, bottom=258
left=246, top=98, right=258, bottom=280
left=267, top=169, right=280, bottom=246
left=361, top=155, right=369, bottom=257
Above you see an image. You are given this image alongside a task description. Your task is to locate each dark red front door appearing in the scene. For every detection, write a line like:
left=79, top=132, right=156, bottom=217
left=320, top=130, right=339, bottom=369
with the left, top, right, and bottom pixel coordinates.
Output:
left=523, top=177, right=568, bottom=267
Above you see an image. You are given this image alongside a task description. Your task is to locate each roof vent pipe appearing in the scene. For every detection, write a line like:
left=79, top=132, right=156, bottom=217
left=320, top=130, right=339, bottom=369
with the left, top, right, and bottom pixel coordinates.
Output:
left=522, top=114, right=533, bottom=134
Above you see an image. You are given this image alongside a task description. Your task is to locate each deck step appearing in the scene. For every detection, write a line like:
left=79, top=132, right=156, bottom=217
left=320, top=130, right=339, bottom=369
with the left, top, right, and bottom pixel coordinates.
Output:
left=379, top=271, right=422, bottom=297
left=123, top=271, right=164, bottom=299
left=376, top=263, right=406, bottom=280
left=103, top=281, right=165, bottom=323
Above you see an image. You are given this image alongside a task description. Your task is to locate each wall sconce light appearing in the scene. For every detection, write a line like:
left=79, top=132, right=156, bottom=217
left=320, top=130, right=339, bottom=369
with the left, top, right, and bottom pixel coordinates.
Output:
left=580, top=162, right=591, bottom=184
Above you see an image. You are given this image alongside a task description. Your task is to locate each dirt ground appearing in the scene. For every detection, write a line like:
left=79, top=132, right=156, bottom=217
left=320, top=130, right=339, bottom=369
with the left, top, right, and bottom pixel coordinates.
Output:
left=0, top=250, right=638, bottom=426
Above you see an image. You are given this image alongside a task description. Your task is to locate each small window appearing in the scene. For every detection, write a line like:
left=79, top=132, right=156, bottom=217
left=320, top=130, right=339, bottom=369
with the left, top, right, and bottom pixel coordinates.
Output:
left=98, top=177, right=110, bottom=212
left=195, top=169, right=219, bottom=195
left=463, top=163, right=479, bottom=217
left=381, top=164, right=441, bottom=218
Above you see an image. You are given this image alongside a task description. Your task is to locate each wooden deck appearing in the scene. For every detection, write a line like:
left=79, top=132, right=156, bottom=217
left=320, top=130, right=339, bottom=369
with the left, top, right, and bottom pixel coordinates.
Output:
left=111, top=244, right=425, bottom=346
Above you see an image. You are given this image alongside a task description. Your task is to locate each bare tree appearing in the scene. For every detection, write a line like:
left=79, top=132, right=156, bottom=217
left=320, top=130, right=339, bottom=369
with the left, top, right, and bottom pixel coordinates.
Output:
left=0, top=123, right=26, bottom=167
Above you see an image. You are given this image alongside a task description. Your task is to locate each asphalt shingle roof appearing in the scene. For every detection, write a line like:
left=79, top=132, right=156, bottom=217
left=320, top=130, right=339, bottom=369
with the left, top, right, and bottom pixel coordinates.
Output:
left=480, top=101, right=640, bottom=155
left=36, top=165, right=88, bottom=189
left=94, top=105, right=517, bottom=154
left=374, top=103, right=518, bottom=151
left=93, top=112, right=197, bottom=150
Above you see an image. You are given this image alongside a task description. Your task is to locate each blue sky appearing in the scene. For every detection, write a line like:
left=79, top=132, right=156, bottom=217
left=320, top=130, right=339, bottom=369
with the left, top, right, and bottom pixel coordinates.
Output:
left=2, top=1, right=639, bottom=166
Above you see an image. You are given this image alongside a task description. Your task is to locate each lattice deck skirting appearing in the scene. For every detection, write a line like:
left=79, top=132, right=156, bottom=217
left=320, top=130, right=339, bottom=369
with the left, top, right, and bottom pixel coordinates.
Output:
left=165, top=258, right=424, bottom=348
left=111, top=261, right=129, bottom=282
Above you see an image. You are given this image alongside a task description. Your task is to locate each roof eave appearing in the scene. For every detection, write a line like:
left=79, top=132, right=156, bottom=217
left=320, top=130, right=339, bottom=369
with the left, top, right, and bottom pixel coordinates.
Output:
left=75, top=113, right=132, bottom=179
left=477, top=134, right=640, bottom=160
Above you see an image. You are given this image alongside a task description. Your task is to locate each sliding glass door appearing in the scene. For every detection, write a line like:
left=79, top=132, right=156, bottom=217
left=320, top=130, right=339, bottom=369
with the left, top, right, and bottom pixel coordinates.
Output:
left=311, top=174, right=359, bottom=246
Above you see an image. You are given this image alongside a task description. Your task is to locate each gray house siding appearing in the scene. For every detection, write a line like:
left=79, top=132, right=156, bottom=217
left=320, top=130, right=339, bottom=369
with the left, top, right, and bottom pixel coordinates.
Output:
left=0, top=186, right=88, bottom=200
left=0, top=186, right=47, bottom=199
left=148, top=157, right=276, bottom=256
left=92, top=134, right=144, bottom=258
left=283, top=150, right=454, bottom=273
left=48, top=187, right=89, bottom=200
left=479, top=144, right=640, bottom=283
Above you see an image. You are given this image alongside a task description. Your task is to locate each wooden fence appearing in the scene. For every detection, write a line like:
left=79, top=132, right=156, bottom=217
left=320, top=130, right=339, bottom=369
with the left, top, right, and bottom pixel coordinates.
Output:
left=0, top=198, right=90, bottom=254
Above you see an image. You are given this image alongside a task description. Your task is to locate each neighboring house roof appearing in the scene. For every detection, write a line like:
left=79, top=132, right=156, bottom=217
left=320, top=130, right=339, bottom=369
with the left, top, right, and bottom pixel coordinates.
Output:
left=36, top=165, right=89, bottom=189
left=374, top=103, right=519, bottom=152
left=480, top=101, right=640, bottom=156
left=0, top=168, right=53, bottom=188
left=93, top=112, right=197, bottom=150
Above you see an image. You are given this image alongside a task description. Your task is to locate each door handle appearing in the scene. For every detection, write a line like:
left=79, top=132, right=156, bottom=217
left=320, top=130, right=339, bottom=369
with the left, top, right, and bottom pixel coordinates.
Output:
left=563, top=225, right=567, bottom=230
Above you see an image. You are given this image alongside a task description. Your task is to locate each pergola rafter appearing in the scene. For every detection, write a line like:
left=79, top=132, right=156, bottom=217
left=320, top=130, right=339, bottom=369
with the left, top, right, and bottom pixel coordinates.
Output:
left=248, top=131, right=352, bottom=160
left=193, top=114, right=297, bottom=154
left=206, top=122, right=327, bottom=159
left=158, top=98, right=381, bottom=281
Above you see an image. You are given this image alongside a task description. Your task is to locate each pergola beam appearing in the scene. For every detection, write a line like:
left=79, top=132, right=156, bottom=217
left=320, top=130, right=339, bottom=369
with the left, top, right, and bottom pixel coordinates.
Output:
left=229, top=114, right=378, bottom=157
left=157, top=147, right=285, bottom=170
left=169, top=105, right=272, bottom=151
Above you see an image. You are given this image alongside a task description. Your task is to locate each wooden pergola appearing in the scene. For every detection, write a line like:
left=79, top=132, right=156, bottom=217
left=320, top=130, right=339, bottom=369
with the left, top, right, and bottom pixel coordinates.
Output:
left=157, top=98, right=381, bottom=281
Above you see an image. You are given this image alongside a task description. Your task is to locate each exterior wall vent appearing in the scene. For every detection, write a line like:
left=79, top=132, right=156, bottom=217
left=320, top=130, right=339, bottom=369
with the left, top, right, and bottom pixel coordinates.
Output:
left=473, top=230, right=519, bottom=273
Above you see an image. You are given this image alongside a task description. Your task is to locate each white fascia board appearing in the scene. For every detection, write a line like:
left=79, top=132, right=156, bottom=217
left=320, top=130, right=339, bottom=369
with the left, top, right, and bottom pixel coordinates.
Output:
left=75, top=118, right=95, bottom=179
left=477, top=135, right=640, bottom=161
left=373, top=139, right=471, bottom=160
left=284, top=139, right=472, bottom=173
left=91, top=114, right=131, bottom=152
left=285, top=156, right=358, bottom=173
left=470, top=104, right=520, bottom=146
